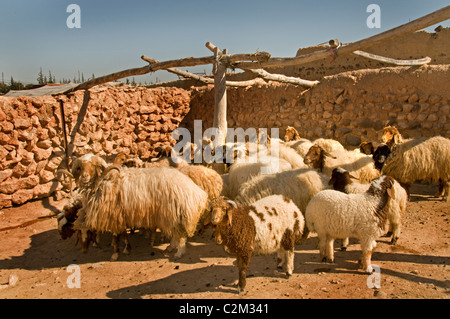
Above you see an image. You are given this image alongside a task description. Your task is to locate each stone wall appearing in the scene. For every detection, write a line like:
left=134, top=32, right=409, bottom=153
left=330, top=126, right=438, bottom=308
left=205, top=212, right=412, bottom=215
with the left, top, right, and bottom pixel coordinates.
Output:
left=0, top=86, right=190, bottom=208
left=1, top=63, right=449, bottom=209
left=181, top=64, right=450, bottom=146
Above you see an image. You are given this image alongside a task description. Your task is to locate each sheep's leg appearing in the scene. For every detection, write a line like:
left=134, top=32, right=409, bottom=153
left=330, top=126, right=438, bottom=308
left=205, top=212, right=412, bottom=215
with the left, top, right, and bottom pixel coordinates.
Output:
left=111, top=234, right=120, bottom=261
left=360, top=239, right=377, bottom=273
left=169, top=236, right=187, bottom=258
left=284, top=249, right=295, bottom=278
left=325, top=236, right=335, bottom=263
left=318, top=235, right=334, bottom=262
left=236, top=254, right=251, bottom=294
left=122, top=232, right=131, bottom=255
left=92, top=233, right=100, bottom=248
left=341, top=238, right=349, bottom=251
left=389, top=215, right=402, bottom=245
left=148, top=228, right=156, bottom=247
left=276, top=250, right=286, bottom=270
left=318, top=236, right=327, bottom=262
left=439, top=179, right=449, bottom=201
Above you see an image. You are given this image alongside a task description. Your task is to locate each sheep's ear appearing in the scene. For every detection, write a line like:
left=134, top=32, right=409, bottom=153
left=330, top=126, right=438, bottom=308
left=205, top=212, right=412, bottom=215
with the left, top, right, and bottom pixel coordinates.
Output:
left=96, top=165, right=104, bottom=177
left=323, top=150, right=337, bottom=159
left=349, top=174, right=358, bottom=180
left=386, top=186, right=395, bottom=200
left=226, top=210, right=233, bottom=227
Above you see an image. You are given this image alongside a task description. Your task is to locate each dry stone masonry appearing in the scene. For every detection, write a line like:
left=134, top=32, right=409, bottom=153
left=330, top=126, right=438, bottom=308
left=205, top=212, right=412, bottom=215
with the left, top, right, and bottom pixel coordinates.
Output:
left=0, top=87, right=190, bottom=208
left=1, top=50, right=449, bottom=208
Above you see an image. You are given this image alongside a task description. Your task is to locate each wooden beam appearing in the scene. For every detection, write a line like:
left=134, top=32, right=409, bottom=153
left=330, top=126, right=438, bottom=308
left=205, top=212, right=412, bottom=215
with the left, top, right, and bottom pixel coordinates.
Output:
left=352, top=50, right=432, bottom=65
left=141, top=55, right=259, bottom=87
left=61, top=50, right=270, bottom=94
left=249, top=69, right=319, bottom=87
left=232, top=5, right=450, bottom=69
left=60, top=5, right=450, bottom=95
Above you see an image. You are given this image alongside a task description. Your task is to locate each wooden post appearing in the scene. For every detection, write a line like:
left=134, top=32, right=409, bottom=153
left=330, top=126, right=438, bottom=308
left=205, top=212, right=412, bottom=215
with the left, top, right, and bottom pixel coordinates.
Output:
left=206, top=42, right=228, bottom=144
left=58, top=99, right=70, bottom=170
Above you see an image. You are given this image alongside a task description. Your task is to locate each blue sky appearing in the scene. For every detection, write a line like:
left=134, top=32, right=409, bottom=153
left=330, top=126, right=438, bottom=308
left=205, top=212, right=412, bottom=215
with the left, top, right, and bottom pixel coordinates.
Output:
left=1, top=0, right=449, bottom=84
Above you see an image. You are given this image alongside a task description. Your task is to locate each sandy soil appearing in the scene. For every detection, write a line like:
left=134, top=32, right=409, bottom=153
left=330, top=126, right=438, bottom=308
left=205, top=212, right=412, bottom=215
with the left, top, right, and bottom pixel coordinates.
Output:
left=0, top=183, right=448, bottom=300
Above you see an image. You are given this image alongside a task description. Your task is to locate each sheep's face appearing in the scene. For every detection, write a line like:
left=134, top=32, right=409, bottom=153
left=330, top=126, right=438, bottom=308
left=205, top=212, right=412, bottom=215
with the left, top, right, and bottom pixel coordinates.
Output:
left=372, top=144, right=391, bottom=171
left=114, top=153, right=131, bottom=166
left=284, top=126, right=300, bottom=142
left=303, top=144, right=334, bottom=170
left=73, top=161, right=101, bottom=187
left=208, top=198, right=235, bottom=226
left=329, top=168, right=357, bottom=192
left=382, top=126, right=400, bottom=147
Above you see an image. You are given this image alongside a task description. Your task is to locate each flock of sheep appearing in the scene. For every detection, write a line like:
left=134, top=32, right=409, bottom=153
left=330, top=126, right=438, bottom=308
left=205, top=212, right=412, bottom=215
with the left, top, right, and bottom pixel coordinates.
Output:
left=56, top=125, right=450, bottom=294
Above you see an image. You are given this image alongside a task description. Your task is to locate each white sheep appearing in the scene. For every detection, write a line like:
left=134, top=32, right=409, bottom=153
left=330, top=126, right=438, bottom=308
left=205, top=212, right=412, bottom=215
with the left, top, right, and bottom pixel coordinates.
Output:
left=303, top=144, right=380, bottom=184
left=207, top=195, right=305, bottom=293
left=74, top=166, right=209, bottom=261
left=226, top=156, right=292, bottom=199
left=235, top=168, right=329, bottom=214
left=283, top=126, right=345, bottom=156
left=378, top=126, right=450, bottom=201
left=329, top=167, right=408, bottom=246
left=56, top=153, right=108, bottom=244
left=305, top=175, right=397, bottom=272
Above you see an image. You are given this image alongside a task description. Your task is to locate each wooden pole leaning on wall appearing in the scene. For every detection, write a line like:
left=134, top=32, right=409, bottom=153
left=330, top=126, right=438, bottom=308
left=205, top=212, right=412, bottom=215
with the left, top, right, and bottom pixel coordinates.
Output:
left=206, top=42, right=228, bottom=144
left=58, top=99, right=70, bottom=170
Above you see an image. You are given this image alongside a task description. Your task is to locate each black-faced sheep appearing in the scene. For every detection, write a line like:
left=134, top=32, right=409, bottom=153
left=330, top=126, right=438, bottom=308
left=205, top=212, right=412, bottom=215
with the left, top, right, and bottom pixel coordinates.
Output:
left=378, top=126, right=450, bottom=201
left=207, top=195, right=305, bottom=294
left=305, top=175, right=397, bottom=272
left=74, top=166, right=209, bottom=261
left=303, top=144, right=380, bottom=184
left=372, top=144, right=391, bottom=172
left=329, top=167, right=408, bottom=245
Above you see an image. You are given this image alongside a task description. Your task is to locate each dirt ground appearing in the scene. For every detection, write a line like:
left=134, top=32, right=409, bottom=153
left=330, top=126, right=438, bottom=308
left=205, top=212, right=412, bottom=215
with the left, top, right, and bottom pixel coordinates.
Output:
left=0, top=183, right=448, bottom=300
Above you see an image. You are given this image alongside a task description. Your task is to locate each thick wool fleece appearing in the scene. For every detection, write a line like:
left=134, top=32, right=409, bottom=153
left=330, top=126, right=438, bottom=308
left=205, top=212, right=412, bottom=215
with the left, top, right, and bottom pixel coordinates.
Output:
left=77, top=166, right=209, bottom=239
left=235, top=168, right=329, bottom=213
left=382, top=136, right=450, bottom=185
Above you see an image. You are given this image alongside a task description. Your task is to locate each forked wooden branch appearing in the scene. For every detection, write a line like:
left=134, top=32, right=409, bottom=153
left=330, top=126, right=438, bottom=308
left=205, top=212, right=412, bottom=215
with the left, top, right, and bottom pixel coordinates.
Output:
left=141, top=55, right=258, bottom=87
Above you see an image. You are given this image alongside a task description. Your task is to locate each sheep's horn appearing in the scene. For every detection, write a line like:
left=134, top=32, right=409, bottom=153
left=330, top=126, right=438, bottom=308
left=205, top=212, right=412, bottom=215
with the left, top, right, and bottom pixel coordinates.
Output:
left=226, top=200, right=238, bottom=208
left=56, top=169, right=74, bottom=180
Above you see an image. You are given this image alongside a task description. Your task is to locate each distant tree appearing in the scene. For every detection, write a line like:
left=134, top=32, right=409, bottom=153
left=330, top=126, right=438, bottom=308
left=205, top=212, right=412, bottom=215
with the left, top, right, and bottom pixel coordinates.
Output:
left=81, top=72, right=85, bottom=82
left=0, top=82, right=9, bottom=94
left=48, top=70, right=53, bottom=84
left=9, top=77, right=24, bottom=90
left=37, top=67, right=45, bottom=85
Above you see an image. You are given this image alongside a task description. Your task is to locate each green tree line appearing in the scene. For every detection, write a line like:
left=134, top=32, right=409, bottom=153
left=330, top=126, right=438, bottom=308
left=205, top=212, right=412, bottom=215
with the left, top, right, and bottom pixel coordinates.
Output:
left=0, top=68, right=95, bottom=94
